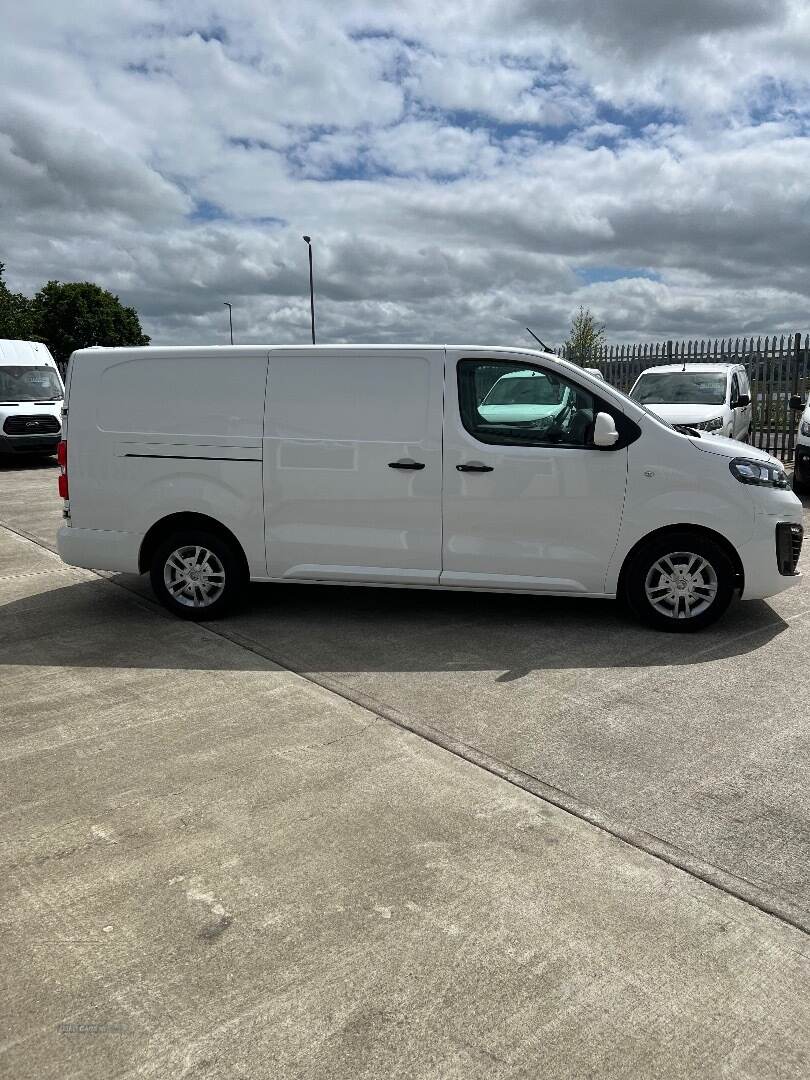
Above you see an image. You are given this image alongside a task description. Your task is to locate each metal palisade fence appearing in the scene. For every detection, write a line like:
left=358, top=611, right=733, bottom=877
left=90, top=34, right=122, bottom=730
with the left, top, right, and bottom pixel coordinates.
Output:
left=557, top=332, right=810, bottom=462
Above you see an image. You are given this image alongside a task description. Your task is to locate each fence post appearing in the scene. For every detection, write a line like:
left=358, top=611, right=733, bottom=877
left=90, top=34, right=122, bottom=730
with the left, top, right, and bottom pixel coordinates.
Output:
left=787, top=331, right=802, bottom=461
left=667, top=339, right=673, bottom=365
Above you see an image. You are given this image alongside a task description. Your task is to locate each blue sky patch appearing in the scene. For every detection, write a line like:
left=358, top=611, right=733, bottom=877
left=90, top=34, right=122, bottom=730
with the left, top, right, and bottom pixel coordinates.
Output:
left=577, top=266, right=662, bottom=284
left=189, top=199, right=229, bottom=222
left=596, top=102, right=680, bottom=139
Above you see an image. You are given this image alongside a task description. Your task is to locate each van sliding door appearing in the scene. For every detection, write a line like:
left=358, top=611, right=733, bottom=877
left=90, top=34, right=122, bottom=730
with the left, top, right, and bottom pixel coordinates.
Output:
left=263, top=349, right=444, bottom=584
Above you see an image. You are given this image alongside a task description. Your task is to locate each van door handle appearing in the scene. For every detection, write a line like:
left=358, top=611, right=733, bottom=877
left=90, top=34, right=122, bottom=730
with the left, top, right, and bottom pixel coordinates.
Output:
left=457, top=462, right=494, bottom=472
left=388, top=459, right=425, bottom=470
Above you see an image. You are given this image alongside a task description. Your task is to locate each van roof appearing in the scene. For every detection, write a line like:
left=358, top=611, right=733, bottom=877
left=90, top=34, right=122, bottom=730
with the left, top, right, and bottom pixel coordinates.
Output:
left=67, top=342, right=610, bottom=384
left=69, top=344, right=564, bottom=363
left=636, top=363, right=742, bottom=375
left=0, top=339, right=58, bottom=366
left=72, top=344, right=468, bottom=355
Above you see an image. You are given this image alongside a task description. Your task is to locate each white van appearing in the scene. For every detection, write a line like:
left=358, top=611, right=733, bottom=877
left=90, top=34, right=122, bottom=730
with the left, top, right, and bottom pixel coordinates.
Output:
left=56, top=345, right=803, bottom=632
left=629, top=363, right=753, bottom=441
left=792, top=393, right=810, bottom=494
left=0, top=340, right=64, bottom=455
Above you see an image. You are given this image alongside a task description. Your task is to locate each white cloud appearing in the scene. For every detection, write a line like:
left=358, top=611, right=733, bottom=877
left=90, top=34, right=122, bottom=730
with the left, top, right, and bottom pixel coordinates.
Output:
left=1, top=0, right=810, bottom=349
left=404, top=50, right=593, bottom=127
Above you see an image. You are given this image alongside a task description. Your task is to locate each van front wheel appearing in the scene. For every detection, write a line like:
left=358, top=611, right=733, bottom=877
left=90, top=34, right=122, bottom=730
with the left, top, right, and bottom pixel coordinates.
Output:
left=150, top=531, right=245, bottom=619
left=624, top=533, right=735, bottom=632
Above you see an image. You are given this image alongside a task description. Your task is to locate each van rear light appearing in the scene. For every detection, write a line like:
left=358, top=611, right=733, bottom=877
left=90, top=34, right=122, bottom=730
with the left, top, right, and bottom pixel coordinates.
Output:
left=57, top=440, right=69, bottom=500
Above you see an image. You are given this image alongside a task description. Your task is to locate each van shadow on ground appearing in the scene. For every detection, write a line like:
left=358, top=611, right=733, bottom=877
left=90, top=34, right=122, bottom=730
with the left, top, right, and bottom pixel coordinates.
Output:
left=0, top=454, right=59, bottom=472
left=0, top=570, right=790, bottom=675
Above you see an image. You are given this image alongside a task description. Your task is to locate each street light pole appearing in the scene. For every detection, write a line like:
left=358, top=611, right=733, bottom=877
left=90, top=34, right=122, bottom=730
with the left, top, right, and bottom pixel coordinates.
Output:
left=302, top=235, right=315, bottom=344
left=223, top=302, right=233, bottom=345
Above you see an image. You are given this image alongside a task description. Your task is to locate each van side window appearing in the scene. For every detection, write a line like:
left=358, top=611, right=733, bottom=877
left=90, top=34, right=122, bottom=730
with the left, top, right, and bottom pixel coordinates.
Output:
left=457, top=359, right=597, bottom=448
left=730, top=373, right=739, bottom=406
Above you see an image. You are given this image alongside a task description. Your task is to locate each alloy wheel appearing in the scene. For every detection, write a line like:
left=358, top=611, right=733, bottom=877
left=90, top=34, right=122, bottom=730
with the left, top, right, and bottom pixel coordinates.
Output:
left=163, top=545, right=226, bottom=609
left=644, top=551, right=718, bottom=620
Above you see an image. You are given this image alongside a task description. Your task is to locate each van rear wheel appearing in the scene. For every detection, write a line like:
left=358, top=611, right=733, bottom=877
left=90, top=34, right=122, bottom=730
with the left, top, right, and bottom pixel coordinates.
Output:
left=150, top=530, right=245, bottom=619
left=624, top=532, right=735, bottom=632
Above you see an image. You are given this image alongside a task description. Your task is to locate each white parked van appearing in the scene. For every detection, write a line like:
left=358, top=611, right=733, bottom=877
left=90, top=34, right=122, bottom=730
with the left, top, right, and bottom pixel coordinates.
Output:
left=793, top=393, right=810, bottom=494
left=56, top=345, right=803, bottom=631
left=629, top=363, right=753, bottom=441
left=0, top=340, right=64, bottom=455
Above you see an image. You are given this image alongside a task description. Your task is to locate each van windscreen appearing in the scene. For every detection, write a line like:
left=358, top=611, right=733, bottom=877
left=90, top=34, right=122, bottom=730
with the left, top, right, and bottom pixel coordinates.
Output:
left=482, top=372, right=565, bottom=406
left=630, top=372, right=726, bottom=406
left=0, top=366, right=63, bottom=401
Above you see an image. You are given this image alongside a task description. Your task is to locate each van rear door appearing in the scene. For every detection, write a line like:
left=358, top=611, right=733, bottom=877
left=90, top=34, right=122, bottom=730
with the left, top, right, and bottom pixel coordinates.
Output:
left=263, top=349, right=443, bottom=584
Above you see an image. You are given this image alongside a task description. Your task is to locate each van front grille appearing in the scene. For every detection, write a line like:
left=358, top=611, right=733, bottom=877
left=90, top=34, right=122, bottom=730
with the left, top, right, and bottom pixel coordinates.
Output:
left=3, top=414, right=61, bottom=435
left=776, top=522, right=803, bottom=576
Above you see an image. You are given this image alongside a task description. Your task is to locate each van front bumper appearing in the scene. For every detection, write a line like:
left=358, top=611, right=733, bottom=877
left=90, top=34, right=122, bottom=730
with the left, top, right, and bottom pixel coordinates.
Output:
left=57, top=526, right=142, bottom=574
left=0, top=433, right=60, bottom=454
left=738, top=505, right=804, bottom=600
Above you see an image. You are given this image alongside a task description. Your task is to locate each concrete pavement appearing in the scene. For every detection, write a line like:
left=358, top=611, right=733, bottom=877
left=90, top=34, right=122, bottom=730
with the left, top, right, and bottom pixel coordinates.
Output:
left=2, top=463, right=810, bottom=1078
left=111, top=502, right=810, bottom=933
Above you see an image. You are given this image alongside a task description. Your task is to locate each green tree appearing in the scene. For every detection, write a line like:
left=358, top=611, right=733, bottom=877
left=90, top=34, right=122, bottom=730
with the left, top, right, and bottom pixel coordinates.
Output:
left=0, top=262, right=36, bottom=339
left=564, top=305, right=605, bottom=366
left=31, top=280, right=150, bottom=364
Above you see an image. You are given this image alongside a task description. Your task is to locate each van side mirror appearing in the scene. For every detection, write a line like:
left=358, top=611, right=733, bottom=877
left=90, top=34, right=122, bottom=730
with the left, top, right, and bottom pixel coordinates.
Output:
left=735, top=393, right=750, bottom=409
left=789, top=395, right=805, bottom=411
left=592, top=412, right=620, bottom=448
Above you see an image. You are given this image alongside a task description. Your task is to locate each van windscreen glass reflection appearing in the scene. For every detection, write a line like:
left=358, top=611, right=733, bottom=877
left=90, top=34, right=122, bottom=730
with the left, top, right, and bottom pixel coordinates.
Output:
left=482, top=371, right=564, bottom=407
left=631, top=372, right=726, bottom=406
left=0, top=366, right=63, bottom=401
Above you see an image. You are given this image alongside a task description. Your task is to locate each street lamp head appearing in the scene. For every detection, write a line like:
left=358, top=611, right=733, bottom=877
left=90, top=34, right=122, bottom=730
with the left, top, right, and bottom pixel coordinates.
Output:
left=302, top=235, right=311, bottom=244
left=223, top=301, right=231, bottom=308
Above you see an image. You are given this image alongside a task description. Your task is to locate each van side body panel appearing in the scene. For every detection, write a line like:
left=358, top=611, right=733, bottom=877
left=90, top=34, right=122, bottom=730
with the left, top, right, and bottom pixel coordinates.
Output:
left=60, top=349, right=268, bottom=575
left=262, top=349, right=444, bottom=584
left=603, top=416, right=757, bottom=593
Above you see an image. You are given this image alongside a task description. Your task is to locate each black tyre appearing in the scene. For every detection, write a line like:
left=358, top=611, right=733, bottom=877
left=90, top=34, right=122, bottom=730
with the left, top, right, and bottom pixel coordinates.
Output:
left=150, top=530, right=246, bottom=620
left=793, top=471, right=810, bottom=496
left=624, top=532, right=736, bottom=632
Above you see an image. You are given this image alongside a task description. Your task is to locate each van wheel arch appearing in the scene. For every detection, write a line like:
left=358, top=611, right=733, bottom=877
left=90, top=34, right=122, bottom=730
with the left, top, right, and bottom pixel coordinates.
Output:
left=139, top=513, right=249, bottom=577
left=617, top=524, right=744, bottom=601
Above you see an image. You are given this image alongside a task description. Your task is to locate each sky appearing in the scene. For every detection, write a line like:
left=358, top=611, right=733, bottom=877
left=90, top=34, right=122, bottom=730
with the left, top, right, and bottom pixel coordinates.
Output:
left=2, top=0, right=810, bottom=347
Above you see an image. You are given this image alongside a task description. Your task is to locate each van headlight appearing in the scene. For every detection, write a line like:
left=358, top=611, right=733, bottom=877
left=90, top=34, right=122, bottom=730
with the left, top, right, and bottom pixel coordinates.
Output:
left=801, top=420, right=810, bottom=437
left=697, top=416, right=724, bottom=431
left=729, top=458, right=790, bottom=489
